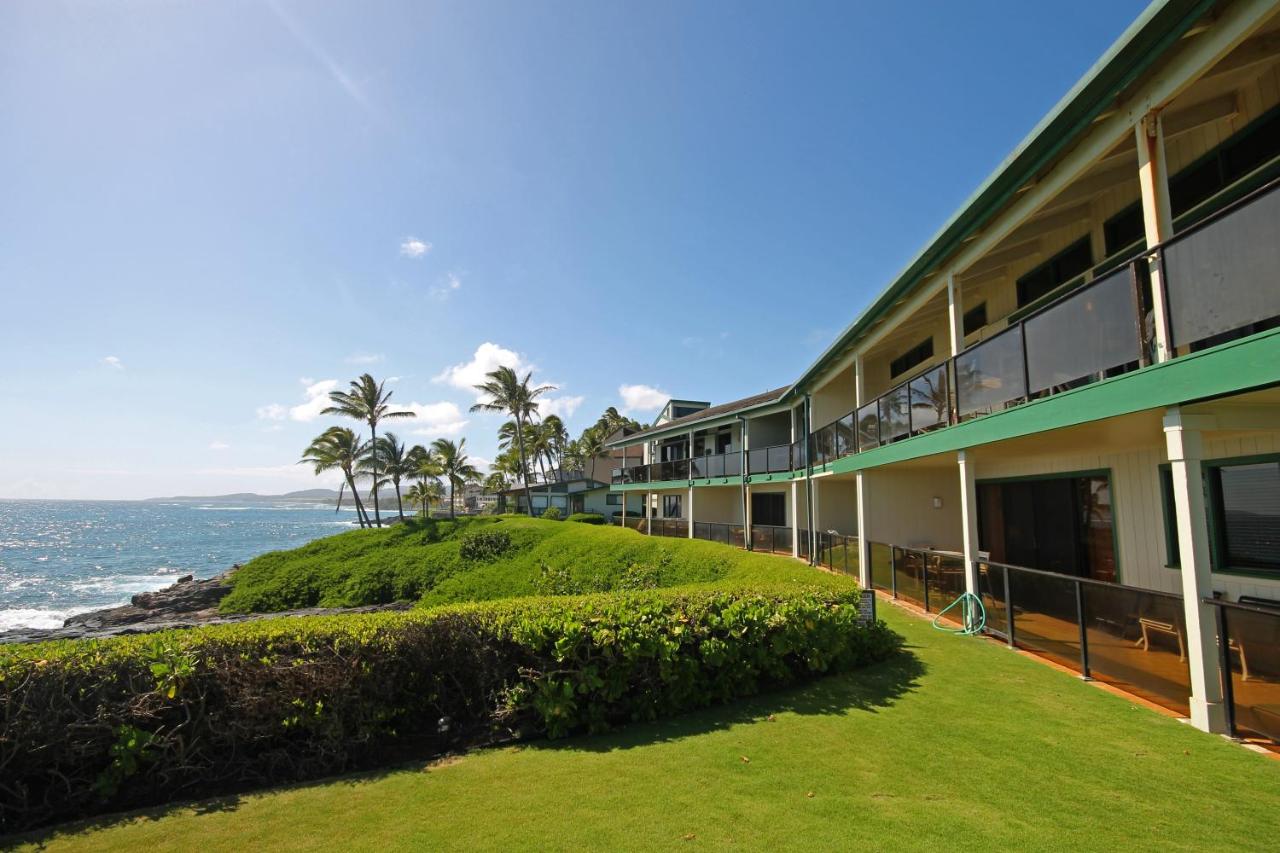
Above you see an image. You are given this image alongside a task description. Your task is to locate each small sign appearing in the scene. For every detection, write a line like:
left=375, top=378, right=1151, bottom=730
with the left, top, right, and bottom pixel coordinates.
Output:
left=858, top=589, right=877, bottom=626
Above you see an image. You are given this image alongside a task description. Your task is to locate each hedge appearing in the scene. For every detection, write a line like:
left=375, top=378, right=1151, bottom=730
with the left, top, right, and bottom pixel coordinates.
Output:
left=0, top=586, right=898, bottom=833
left=565, top=512, right=605, bottom=524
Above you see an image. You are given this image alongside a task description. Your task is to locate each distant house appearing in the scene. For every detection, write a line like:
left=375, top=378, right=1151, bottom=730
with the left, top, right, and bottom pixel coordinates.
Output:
left=498, top=463, right=644, bottom=518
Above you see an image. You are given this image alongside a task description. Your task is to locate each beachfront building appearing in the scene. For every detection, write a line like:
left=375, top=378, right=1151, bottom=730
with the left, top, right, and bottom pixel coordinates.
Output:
left=608, top=0, right=1280, bottom=745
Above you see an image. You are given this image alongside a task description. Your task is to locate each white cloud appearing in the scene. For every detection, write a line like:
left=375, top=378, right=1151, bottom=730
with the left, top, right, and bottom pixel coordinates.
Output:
left=400, top=237, right=432, bottom=258
left=429, top=271, right=462, bottom=301
left=394, top=400, right=469, bottom=438
left=101, top=355, right=124, bottom=370
left=208, top=441, right=230, bottom=451
left=289, top=379, right=339, bottom=422
left=434, top=342, right=534, bottom=400
left=257, top=403, right=287, bottom=421
left=619, top=383, right=668, bottom=413
left=344, top=352, right=384, bottom=365
left=540, top=395, right=585, bottom=420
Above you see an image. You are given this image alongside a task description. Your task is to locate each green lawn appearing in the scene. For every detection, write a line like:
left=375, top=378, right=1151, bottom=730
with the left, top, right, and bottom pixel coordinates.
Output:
left=19, top=602, right=1278, bottom=852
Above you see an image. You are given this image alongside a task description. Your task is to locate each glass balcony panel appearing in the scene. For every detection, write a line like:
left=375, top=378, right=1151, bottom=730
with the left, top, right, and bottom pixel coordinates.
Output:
left=724, top=453, right=742, bottom=476
left=907, top=364, right=949, bottom=434
left=1081, top=583, right=1189, bottom=715
left=690, top=457, right=706, bottom=479
left=673, top=459, right=689, bottom=480
left=1163, top=185, right=1280, bottom=351
left=857, top=402, right=880, bottom=450
left=892, top=547, right=925, bottom=606
left=1006, top=566, right=1081, bottom=672
left=767, top=445, right=791, bottom=473
left=955, top=326, right=1027, bottom=420
left=870, top=542, right=893, bottom=592
left=729, top=524, right=746, bottom=548
left=834, top=414, right=856, bottom=458
left=706, top=454, right=723, bottom=478
left=748, top=448, right=768, bottom=475
left=879, top=386, right=910, bottom=443
left=1024, top=269, right=1139, bottom=397
left=976, top=562, right=1008, bottom=636
left=928, top=553, right=967, bottom=621
left=792, top=439, right=807, bottom=469
left=1223, top=604, right=1280, bottom=743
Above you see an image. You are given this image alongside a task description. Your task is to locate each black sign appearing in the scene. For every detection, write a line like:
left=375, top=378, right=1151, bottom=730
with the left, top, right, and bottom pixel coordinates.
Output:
left=858, top=589, right=877, bottom=626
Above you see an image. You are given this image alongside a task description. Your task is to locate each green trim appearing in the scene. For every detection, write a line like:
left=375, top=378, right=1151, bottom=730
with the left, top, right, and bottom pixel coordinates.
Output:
left=1203, top=451, right=1280, bottom=580
left=827, top=327, right=1280, bottom=474
left=1157, top=463, right=1181, bottom=569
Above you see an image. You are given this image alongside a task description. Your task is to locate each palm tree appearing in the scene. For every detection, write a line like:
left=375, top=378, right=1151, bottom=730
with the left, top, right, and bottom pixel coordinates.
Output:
left=370, top=432, right=416, bottom=521
left=300, top=426, right=372, bottom=527
left=471, top=367, right=555, bottom=517
left=577, top=425, right=607, bottom=481
left=322, top=374, right=415, bottom=527
left=431, top=437, right=481, bottom=519
left=543, top=414, right=569, bottom=473
left=482, top=471, right=511, bottom=495
left=405, top=479, right=443, bottom=517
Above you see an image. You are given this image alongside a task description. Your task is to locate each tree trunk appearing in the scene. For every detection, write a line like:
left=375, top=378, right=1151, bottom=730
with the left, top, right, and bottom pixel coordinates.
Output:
left=346, top=473, right=369, bottom=527
left=394, top=477, right=404, bottom=520
left=515, top=414, right=535, bottom=517
left=449, top=478, right=457, bottom=519
left=370, top=424, right=382, bottom=527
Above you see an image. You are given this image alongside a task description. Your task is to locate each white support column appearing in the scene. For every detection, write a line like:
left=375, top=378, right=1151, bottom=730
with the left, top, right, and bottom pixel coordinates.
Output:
left=855, top=471, right=870, bottom=588
left=853, top=353, right=871, bottom=584
left=946, top=272, right=964, bottom=357
left=1136, top=111, right=1174, bottom=363
left=957, top=450, right=980, bottom=596
left=1163, top=406, right=1227, bottom=734
left=687, top=484, right=695, bottom=539
left=790, top=407, right=800, bottom=557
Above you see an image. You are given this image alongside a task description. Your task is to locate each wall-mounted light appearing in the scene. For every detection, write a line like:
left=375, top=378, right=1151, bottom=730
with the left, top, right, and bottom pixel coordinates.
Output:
left=932, top=496, right=943, bottom=509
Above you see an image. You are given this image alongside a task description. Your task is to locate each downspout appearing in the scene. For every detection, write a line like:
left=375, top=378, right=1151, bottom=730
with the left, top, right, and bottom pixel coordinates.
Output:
left=737, top=414, right=750, bottom=550
left=804, top=393, right=816, bottom=566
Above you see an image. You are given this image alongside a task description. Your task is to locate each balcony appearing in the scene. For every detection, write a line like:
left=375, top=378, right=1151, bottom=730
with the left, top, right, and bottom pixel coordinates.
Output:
left=807, top=179, right=1280, bottom=467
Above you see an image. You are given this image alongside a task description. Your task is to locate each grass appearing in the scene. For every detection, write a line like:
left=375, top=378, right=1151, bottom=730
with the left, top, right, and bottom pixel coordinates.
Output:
left=18, top=602, right=1279, bottom=852
left=221, top=515, right=842, bottom=613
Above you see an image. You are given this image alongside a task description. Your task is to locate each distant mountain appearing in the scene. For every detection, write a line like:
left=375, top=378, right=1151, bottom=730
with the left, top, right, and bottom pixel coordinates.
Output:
left=146, top=489, right=344, bottom=503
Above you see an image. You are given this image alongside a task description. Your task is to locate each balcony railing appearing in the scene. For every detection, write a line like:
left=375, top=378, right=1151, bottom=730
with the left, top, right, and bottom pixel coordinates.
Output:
left=804, top=179, right=1280, bottom=465
left=747, top=443, right=796, bottom=475
left=750, top=524, right=793, bottom=554
left=693, top=521, right=747, bottom=548
left=1204, top=597, right=1280, bottom=743
left=814, top=532, right=859, bottom=575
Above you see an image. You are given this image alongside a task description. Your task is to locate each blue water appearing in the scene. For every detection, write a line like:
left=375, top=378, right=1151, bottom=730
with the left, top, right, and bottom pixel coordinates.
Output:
left=0, top=499, right=358, bottom=629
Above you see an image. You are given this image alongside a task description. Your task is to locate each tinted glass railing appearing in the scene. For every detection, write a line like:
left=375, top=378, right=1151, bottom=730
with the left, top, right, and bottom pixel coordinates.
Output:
left=767, top=444, right=792, bottom=473
left=857, top=401, right=880, bottom=451
left=1162, top=180, right=1280, bottom=355
left=907, top=363, right=950, bottom=433
left=747, top=448, right=768, bottom=475
left=955, top=325, right=1027, bottom=420
left=815, top=532, right=858, bottom=575
left=1205, top=597, right=1280, bottom=744
left=751, top=525, right=792, bottom=554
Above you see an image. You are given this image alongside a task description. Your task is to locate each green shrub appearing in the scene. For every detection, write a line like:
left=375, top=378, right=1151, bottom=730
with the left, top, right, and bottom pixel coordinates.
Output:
left=458, top=529, right=513, bottom=561
left=0, top=586, right=897, bottom=832
left=540, top=506, right=563, bottom=521
left=566, top=512, right=605, bottom=524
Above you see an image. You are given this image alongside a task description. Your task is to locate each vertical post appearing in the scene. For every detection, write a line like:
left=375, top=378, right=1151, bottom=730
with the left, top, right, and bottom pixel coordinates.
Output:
left=958, top=450, right=981, bottom=597
left=803, top=395, right=816, bottom=563
left=946, top=272, right=964, bottom=357
left=853, top=354, right=872, bottom=586
left=922, top=552, right=931, bottom=612
left=890, top=547, right=898, bottom=599
left=1136, top=111, right=1174, bottom=363
left=646, top=491, right=652, bottom=536
left=739, top=416, right=750, bottom=550
left=1075, top=580, right=1092, bottom=680
left=687, top=483, right=694, bottom=539
left=1164, top=406, right=1227, bottom=733
left=790, top=405, right=800, bottom=558
left=1003, top=565, right=1016, bottom=648
left=1214, top=604, right=1237, bottom=738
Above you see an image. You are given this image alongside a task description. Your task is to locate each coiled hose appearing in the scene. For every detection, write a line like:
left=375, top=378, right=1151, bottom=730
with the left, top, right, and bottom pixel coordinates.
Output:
left=932, top=591, right=986, bottom=635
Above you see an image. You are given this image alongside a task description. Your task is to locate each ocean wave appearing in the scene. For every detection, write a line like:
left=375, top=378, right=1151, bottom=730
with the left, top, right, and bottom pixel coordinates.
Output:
left=0, top=607, right=89, bottom=631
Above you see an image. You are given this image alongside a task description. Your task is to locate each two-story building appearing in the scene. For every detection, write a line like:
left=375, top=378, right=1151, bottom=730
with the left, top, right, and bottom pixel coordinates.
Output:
left=610, top=0, right=1280, bottom=746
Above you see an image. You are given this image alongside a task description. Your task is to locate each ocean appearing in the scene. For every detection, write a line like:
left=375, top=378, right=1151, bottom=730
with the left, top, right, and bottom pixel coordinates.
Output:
left=0, top=499, right=359, bottom=630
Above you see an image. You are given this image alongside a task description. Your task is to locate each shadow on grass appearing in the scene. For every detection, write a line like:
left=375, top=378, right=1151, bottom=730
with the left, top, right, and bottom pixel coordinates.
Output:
left=10, top=647, right=923, bottom=848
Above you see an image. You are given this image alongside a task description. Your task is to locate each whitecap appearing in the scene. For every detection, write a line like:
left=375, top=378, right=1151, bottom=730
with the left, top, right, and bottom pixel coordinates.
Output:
left=0, top=607, right=89, bottom=631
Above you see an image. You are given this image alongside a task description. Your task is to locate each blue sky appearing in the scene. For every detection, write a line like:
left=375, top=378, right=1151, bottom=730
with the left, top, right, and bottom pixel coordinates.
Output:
left=0, top=0, right=1150, bottom=499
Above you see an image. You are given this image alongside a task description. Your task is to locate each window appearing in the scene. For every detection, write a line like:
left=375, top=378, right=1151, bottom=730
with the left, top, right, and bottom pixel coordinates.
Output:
left=977, top=472, right=1116, bottom=582
left=716, top=430, right=732, bottom=454
left=1158, top=466, right=1180, bottom=567
left=1208, top=458, right=1280, bottom=575
left=662, top=494, right=683, bottom=518
left=962, top=303, right=988, bottom=337
left=606, top=493, right=621, bottom=506
left=751, top=492, right=786, bottom=527
left=890, top=337, right=934, bottom=379
left=1016, top=237, right=1093, bottom=308
left=1103, top=203, right=1144, bottom=258
left=1170, top=106, right=1280, bottom=218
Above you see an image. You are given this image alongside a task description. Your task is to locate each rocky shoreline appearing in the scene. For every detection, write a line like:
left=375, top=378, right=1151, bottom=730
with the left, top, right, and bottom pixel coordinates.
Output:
left=0, top=568, right=411, bottom=644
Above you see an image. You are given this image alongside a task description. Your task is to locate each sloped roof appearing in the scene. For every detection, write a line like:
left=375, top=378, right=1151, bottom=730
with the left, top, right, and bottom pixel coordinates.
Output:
left=611, top=386, right=789, bottom=445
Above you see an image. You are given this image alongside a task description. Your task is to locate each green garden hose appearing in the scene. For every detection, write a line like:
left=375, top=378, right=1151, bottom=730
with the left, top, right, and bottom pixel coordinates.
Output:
left=932, top=592, right=986, bottom=635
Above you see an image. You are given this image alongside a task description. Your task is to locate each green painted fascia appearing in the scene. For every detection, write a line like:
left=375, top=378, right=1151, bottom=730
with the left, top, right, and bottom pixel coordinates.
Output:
left=822, top=327, right=1280, bottom=473
left=610, top=477, right=743, bottom=492
left=784, top=0, right=1213, bottom=399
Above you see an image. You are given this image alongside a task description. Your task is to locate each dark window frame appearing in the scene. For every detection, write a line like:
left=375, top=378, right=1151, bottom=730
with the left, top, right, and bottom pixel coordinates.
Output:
left=606, top=493, right=621, bottom=506
left=1015, top=236, right=1093, bottom=308
left=890, top=337, right=934, bottom=379
left=962, top=302, right=988, bottom=337
left=662, top=494, right=683, bottom=518
left=1204, top=453, right=1280, bottom=578
left=751, top=491, right=787, bottom=527
left=1157, top=464, right=1180, bottom=568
